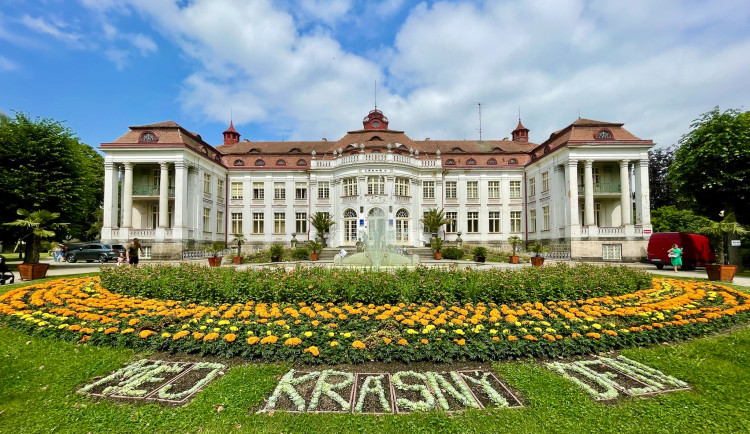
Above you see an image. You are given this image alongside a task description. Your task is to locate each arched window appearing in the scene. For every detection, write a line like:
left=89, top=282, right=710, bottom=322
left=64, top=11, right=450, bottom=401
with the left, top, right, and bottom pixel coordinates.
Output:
left=200, top=148, right=208, bottom=155
left=296, top=159, right=306, bottom=166
left=466, top=158, right=476, bottom=165
left=139, top=131, right=158, bottom=143
left=508, top=158, right=518, bottom=164
left=276, top=159, right=286, bottom=166
left=395, top=208, right=409, bottom=242
left=487, top=158, right=497, bottom=165
left=255, top=159, right=265, bottom=166
left=595, top=129, right=613, bottom=140
left=233, top=159, right=244, bottom=166
left=343, top=209, right=357, bottom=243
left=445, top=159, right=456, bottom=165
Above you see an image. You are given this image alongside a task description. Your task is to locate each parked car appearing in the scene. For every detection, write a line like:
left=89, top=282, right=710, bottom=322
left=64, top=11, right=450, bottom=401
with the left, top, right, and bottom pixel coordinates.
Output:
left=647, top=232, right=716, bottom=270
left=65, top=243, right=121, bottom=263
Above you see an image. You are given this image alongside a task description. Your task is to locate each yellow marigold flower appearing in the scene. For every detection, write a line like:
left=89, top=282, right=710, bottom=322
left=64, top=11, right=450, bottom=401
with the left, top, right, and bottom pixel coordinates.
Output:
left=230, top=326, right=238, bottom=331
left=330, top=341, right=338, bottom=347
left=161, top=332, right=172, bottom=338
left=247, top=336, right=260, bottom=345
left=121, top=328, right=135, bottom=334
left=285, top=337, right=302, bottom=346
left=304, top=331, right=313, bottom=337
left=304, top=346, right=320, bottom=356
left=454, top=329, right=464, bottom=335
left=407, top=329, right=418, bottom=334
left=224, top=333, right=237, bottom=342
left=139, top=330, right=156, bottom=339
left=352, top=340, right=366, bottom=349
left=218, top=320, right=230, bottom=325
left=592, top=324, right=602, bottom=330
left=328, top=332, right=335, bottom=337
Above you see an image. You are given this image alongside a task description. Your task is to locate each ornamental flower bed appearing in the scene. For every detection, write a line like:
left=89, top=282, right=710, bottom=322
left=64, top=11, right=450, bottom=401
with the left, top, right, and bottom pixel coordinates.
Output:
left=1, top=277, right=749, bottom=364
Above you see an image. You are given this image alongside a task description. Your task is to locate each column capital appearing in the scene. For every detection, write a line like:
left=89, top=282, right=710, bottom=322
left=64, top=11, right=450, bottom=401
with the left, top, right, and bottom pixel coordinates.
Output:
left=174, top=160, right=188, bottom=169
left=159, top=161, right=170, bottom=168
left=123, top=162, right=134, bottom=170
left=104, top=161, right=115, bottom=170
left=584, top=159, right=594, bottom=167
left=638, top=159, right=649, bottom=167
left=566, top=159, right=579, bottom=167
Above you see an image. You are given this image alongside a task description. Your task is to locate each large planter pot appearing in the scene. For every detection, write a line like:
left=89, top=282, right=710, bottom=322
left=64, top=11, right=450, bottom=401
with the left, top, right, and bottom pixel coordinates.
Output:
left=531, top=257, right=545, bottom=267
left=509, top=255, right=519, bottom=264
left=475, top=256, right=486, bottom=263
left=706, top=264, right=737, bottom=282
left=17, top=263, right=50, bottom=281
left=434, top=252, right=442, bottom=260
left=271, top=256, right=282, bottom=263
left=232, top=256, right=243, bottom=264
left=207, top=257, right=222, bottom=267
left=310, top=252, right=319, bottom=261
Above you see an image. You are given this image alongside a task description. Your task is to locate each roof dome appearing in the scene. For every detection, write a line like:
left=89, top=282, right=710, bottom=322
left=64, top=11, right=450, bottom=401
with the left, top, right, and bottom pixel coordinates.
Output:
left=362, top=108, right=389, bottom=130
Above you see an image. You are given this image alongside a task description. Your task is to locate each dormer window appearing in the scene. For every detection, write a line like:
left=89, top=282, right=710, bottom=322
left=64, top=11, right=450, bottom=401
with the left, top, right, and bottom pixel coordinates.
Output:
left=234, top=159, right=245, bottom=166
left=487, top=158, right=497, bottom=165
left=255, top=159, right=265, bottom=166
left=289, top=148, right=302, bottom=153
left=466, top=158, right=476, bottom=165
left=595, top=129, right=613, bottom=140
left=296, top=159, right=307, bottom=166
left=139, top=132, right=157, bottom=143
left=508, top=158, right=518, bottom=164
left=445, top=159, right=456, bottom=165
left=277, top=159, right=286, bottom=166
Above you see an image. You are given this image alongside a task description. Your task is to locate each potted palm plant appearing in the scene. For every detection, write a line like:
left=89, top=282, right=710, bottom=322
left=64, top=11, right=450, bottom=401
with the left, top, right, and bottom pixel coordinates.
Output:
left=700, top=212, right=747, bottom=282
left=472, top=246, right=488, bottom=263
left=430, top=237, right=443, bottom=259
left=269, top=243, right=285, bottom=262
left=309, top=212, right=335, bottom=247
left=508, top=235, right=523, bottom=264
left=4, top=209, right=64, bottom=280
left=308, top=239, right=323, bottom=261
left=529, top=241, right=548, bottom=267
left=232, top=233, right=246, bottom=264
left=206, top=241, right=225, bottom=267
left=421, top=208, right=452, bottom=244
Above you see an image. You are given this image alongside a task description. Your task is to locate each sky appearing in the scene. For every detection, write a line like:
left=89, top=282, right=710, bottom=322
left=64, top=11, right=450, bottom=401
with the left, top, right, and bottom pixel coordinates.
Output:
left=1, top=0, right=749, bottom=151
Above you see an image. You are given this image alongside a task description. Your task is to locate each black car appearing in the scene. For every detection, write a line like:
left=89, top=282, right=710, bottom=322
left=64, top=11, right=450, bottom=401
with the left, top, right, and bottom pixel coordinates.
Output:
left=65, top=243, right=120, bottom=263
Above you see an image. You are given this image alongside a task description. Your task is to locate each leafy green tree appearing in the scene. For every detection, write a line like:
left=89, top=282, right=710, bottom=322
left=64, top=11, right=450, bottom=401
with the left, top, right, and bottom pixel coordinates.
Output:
left=648, top=146, right=676, bottom=210
left=0, top=112, right=103, bottom=245
left=669, top=107, right=750, bottom=223
left=651, top=206, right=712, bottom=234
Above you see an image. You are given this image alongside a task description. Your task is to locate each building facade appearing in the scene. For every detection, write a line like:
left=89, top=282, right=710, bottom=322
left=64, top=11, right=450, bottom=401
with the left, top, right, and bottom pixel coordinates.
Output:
left=100, top=109, right=653, bottom=261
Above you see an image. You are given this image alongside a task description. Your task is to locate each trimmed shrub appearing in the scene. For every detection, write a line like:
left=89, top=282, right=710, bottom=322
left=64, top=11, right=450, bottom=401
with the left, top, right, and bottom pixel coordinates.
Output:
left=442, top=247, right=465, bottom=260
left=292, top=248, right=310, bottom=260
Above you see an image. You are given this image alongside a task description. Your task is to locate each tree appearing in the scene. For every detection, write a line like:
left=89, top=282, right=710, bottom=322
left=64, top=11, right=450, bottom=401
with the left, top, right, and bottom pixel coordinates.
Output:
left=0, top=112, right=104, bottom=245
left=650, top=206, right=712, bottom=234
left=699, top=212, right=747, bottom=265
left=669, top=107, right=750, bottom=224
left=3, top=209, right=64, bottom=264
left=648, top=146, right=676, bottom=210
left=421, top=208, right=452, bottom=238
left=308, top=212, right=335, bottom=246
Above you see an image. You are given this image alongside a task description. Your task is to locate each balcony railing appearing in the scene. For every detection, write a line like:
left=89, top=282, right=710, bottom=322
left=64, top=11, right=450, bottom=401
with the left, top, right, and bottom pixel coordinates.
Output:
left=132, top=184, right=175, bottom=197
left=578, top=182, right=620, bottom=194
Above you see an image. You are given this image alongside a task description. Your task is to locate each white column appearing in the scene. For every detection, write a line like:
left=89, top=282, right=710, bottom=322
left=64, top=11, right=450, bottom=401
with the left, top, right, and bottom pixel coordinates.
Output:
left=102, top=162, right=118, bottom=229
left=122, top=163, right=134, bottom=228
left=635, top=159, right=651, bottom=225
left=158, top=162, right=170, bottom=228
left=565, top=160, right=580, bottom=226
left=174, top=162, right=188, bottom=229
left=619, top=160, right=632, bottom=225
left=197, top=168, right=205, bottom=233
left=119, top=165, right=126, bottom=227
left=584, top=160, right=595, bottom=226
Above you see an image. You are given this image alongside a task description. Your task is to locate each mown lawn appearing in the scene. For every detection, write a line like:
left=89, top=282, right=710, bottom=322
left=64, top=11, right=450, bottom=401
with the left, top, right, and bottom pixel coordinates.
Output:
left=1, top=277, right=750, bottom=433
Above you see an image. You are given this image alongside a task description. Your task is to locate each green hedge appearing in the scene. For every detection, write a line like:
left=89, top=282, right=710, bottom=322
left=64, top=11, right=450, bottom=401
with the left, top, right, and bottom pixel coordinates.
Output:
left=100, top=263, right=652, bottom=306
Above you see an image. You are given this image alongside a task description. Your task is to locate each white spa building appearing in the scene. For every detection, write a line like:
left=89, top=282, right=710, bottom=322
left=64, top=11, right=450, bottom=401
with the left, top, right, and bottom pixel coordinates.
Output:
left=100, top=108, right=654, bottom=261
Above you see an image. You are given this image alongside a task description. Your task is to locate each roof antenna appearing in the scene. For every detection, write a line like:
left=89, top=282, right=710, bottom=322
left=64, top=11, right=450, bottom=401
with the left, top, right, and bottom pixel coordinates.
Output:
left=230, top=108, right=233, bottom=124
left=475, top=102, right=483, bottom=141
left=374, top=80, right=377, bottom=110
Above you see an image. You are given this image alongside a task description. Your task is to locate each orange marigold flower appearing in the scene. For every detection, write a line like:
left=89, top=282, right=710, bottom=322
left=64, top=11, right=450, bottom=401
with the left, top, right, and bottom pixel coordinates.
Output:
left=172, top=330, right=190, bottom=340
left=508, top=335, right=518, bottom=341
left=104, top=327, right=119, bottom=335
left=285, top=337, right=302, bottom=346
left=397, top=338, right=408, bottom=345
left=68, top=324, right=82, bottom=331
left=121, top=328, right=135, bottom=334
left=420, top=339, right=429, bottom=345
left=352, top=340, right=366, bottom=349
left=585, top=332, right=601, bottom=339
left=203, top=332, right=219, bottom=341
left=193, top=332, right=205, bottom=340
left=223, top=333, right=237, bottom=343
left=453, top=338, right=466, bottom=346
left=80, top=335, right=90, bottom=343
left=128, top=318, right=140, bottom=326
left=571, top=332, right=582, bottom=338
left=304, top=346, right=320, bottom=356
left=523, top=334, right=538, bottom=341
left=246, top=336, right=260, bottom=345
left=383, top=337, right=392, bottom=344
left=260, top=335, right=278, bottom=344
left=139, top=330, right=156, bottom=339
left=492, top=336, right=500, bottom=342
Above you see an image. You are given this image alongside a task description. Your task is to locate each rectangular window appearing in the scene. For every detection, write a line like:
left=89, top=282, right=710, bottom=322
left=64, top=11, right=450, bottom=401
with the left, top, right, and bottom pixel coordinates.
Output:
left=603, top=244, right=622, bottom=261
left=203, top=174, right=211, bottom=194
left=509, top=181, right=521, bottom=199
left=203, top=207, right=210, bottom=230
left=510, top=211, right=522, bottom=232
left=467, top=211, right=479, bottom=233
left=295, top=182, right=307, bottom=200
left=231, top=181, right=243, bottom=200
left=445, top=181, right=457, bottom=199
left=295, top=212, right=307, bottom=233
left=488, top=181, right=501, bottom=199
left=466, top=181, right=479, bottom=200
left=529, top=209, right=536, bottom=232
left=274, top=212, right=285, bottom=234
left=216, top=210, right=223, bottom=233
left=543, top=206, right=550, bottom=230
left=445, top=211, right=458, bottom=233
left=231, top=212, right=242, bottom=235
left=317, top=181, right=330, bottom=199
left=274, top=182, right=286, bottom=200
left=395, top=177, right=410, bottom=196
left=528, top=177, right=536, bottom=196
left=368, top=176, right=385, bottom=195
left=542, top=171, right=549, bottom=193
left=422, top=181, right=435, bottom=199
left=252, top=182, right=264, bottom=200
left=217, top=179, right=224, bottom=198
left=252, top=212, right=264, bottom=234
left=343, top=178, right=357, bottom=196
left=488, top=211, right=501, bottom=233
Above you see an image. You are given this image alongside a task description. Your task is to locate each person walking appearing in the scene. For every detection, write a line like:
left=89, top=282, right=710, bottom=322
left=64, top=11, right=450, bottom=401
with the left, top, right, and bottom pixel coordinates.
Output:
left=52, top=244, right=62, bottom=263
left=668, top=243, right=683, bottom=272
left=126, top=238, right=143, bottom=267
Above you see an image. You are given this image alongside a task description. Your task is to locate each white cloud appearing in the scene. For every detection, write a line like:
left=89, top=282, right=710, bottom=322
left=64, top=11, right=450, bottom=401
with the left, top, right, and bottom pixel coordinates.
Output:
left=20, top=14, right=84, bottom=47
left=105, top=49, right=129, bottom=70
left=0, top=54, right=19, bottom=72
left=78, top=0, right=750, bottom=148
left=128, top=33, right=157, bottom=55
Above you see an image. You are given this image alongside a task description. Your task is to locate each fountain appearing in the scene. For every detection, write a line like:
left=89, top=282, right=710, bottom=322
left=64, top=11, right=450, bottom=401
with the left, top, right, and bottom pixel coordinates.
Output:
left=334, top=208, right=419, bottom=270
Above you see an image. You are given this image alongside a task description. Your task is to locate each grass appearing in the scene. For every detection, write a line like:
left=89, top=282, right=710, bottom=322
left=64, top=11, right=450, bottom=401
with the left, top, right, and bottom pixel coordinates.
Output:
left=2, top=275, right=750, bottom=433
